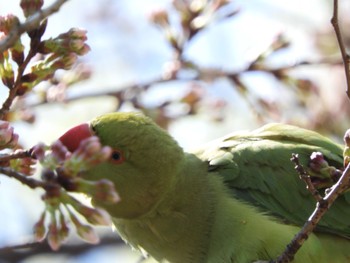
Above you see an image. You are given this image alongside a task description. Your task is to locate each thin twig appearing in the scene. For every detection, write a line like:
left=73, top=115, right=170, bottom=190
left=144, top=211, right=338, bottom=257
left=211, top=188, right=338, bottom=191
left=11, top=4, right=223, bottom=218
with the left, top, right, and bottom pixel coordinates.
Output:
left=0, top=0, right=70, bottom=53
left=26, top=58, right=342, bottom=109
left=0, top=166, right=46, bottom=189
left=290, top=154, right=323, bottom=202
left=0, top=236, right=124, bottom=262
left=331, top=0, right=350, bottom=99
left=0, top=47, right=38, bottom=119
left=0, top=149, right=31, bottom=162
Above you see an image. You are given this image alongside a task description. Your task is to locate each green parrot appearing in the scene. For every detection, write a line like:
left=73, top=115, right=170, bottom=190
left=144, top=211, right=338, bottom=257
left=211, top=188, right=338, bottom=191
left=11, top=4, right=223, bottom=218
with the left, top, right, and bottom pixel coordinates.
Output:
left=59, top=112, right=350, bottom=263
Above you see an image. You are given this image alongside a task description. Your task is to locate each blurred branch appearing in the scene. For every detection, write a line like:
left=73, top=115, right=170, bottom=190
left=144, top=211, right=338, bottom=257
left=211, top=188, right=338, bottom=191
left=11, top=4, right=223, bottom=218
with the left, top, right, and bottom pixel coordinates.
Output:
left=0, top=236, right=124, bottom=262
left=331, top=0, right=350, bottom=99
left=0, top=148, right=31, bottom=162
left=0, top=166, right=47, bottom=189
left=27, top=57, right=342, bottom=108
left=0, top=45, right=38, bottom=119
left=0, top=0, right=70, bottom=53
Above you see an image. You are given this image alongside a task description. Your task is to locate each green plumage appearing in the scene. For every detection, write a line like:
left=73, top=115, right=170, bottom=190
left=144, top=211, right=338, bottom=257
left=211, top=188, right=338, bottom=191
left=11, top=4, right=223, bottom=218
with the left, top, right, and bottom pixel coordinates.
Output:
left=70, top=113, right=350, bottom=262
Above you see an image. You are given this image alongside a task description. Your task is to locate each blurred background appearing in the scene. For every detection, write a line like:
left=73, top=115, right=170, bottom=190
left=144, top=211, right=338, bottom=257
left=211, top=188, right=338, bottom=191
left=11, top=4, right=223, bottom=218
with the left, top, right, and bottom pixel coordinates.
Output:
left=1, top=0, right=350, bottom=262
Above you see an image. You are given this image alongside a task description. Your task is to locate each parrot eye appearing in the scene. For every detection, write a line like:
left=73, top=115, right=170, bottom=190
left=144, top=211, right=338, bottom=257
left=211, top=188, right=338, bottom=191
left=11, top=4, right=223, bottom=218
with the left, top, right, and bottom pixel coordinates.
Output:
left=111, top=150, right=125, bottom=164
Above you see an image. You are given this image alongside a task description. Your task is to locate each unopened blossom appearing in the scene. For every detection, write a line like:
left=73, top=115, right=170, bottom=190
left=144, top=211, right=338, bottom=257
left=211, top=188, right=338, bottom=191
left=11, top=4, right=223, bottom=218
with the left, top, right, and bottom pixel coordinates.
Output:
left=33, top=211, right=47, bottom=242
left=0, top=121, right=18, bottom=149
left=20, top=0, right=44, bottom=18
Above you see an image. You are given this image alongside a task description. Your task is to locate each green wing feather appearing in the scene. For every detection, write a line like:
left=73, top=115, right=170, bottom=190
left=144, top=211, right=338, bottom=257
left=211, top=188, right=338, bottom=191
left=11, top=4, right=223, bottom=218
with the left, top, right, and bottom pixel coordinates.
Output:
left=192, top=123, right=350, bottom=237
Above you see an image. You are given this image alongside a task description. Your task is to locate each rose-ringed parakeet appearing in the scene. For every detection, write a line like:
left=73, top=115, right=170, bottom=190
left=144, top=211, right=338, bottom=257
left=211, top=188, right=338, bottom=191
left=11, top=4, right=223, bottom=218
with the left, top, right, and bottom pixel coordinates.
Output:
left=59, top=112, right=350, bottom=263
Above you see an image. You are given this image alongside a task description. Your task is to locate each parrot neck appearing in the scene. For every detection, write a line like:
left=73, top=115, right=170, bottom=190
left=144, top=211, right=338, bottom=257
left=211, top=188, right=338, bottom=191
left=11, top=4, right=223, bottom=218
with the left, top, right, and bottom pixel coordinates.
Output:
left=113, top=153, right=217, bottom=262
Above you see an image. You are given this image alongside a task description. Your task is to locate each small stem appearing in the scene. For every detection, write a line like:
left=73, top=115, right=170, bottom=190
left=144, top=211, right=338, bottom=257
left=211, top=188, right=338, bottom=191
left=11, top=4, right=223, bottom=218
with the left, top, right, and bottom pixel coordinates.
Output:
left=0, top=166, right=45, bottom=189
left=0, top=44, right=39, bottom=119
left=290, top=154, right=323, bottom=202
left=331, top=0, right=350, bottom=100
left=0, top=149, right=31, bottom=163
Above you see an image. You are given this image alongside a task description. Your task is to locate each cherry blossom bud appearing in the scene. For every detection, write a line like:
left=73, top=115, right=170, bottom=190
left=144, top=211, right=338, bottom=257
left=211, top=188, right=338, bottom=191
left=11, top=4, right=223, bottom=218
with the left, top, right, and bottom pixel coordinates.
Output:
left=31, top=142, right=47, bottom=161
left=20, top=0, right=44, bottom=18
left=149, top=9, right=169, bottom=27
left=57, top=28, right=88, bottom=41
left=47, top=217, right=60, bottom=251
left=51, top=53, right=78, bottom=70
left=51, top=140, right=69, bottom=162
left=39, top=28, right=90, bottom=56
left=309, top=152, right=328, bottom=172
left=10, top=155, right=36, bottom=175
left=38, top=141, right=68, bottom=170
left=0, top=121, right=18, bottom=149
left=0, top=51, right=15, bottom=88
left=0, top=15, right=20, bottom=34
left=58, top=212, right=69, bottom=242
left=68, top=210, right=99, bottom=244
left=74, top=203, right=111, bottom=226
left=33, top=211, right=47, bottom=242
left=77, top=179, right=120, bottom=204
left=77, top=224, right=99, bottom=244
left=83, top=207, right=111, bottom=226
left=63, top=137, right=112, bottom=175
left=10, top=39, right=25, bottom=65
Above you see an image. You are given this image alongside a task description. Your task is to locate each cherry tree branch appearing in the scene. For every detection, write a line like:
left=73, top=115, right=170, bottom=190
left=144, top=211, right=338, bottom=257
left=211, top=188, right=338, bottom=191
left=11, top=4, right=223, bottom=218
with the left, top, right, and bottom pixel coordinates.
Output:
left=0, top=0, right=70, bottom=53
left=275, top=162, right=350, bottom=263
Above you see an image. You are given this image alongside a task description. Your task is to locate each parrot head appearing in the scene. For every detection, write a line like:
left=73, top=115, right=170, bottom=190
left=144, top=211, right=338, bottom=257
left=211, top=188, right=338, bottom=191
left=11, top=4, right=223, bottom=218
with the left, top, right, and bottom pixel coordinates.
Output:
left=59, top=112, right=185, bottom=219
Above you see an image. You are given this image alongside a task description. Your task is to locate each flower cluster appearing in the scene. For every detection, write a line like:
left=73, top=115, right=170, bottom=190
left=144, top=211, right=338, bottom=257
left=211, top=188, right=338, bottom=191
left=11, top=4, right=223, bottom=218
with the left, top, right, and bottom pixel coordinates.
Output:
left=0, top=2, right=90, bottom=99
left=19, top=27, right=90, bottom=92
left=30, top=137, right=119, bottom=250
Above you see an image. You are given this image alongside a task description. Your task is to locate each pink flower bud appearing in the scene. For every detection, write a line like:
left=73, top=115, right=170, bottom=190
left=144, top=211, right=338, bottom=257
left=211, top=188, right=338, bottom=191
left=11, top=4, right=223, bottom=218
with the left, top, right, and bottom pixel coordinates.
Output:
left=62, top=137, right=112, bottom=176
left=10, top=39, right=25, bottom=65
left=58, top=212, right=69, bottom=242
left=20, top=0, right=44, bottom=18
left=51, top=53, right=78, bottom=70
left=47, top=219, right=61, bottom=251
left=31, top=142, right=47, bottom=161
left=75, top=179, right=120, bottom=204
left=149, top=8, right=169, bottom=27
left=9, top=155, right=36, bottom=175
left=309, top=152, right=328, bottom=172
left=58, top=28, right=88, bottom=41
left=0, top=15, right=20, bottom=34
left=51, top=140, right=69, bottom=162
left=78, top=206, right=111, bottom=226
left=76, top=224, right=99, bottom=244
left=92, top=179, right=120, bottom=204
left=68, top=209, right=99, bottom=244
left=33, top=211, right=47, bottom=242
left=0, top=121, right=18, bottom=149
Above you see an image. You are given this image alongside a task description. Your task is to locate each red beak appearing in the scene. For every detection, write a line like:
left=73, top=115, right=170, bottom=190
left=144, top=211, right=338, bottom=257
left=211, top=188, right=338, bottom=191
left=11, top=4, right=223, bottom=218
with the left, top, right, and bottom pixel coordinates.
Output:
left=59, top=123, right=93, bottom=152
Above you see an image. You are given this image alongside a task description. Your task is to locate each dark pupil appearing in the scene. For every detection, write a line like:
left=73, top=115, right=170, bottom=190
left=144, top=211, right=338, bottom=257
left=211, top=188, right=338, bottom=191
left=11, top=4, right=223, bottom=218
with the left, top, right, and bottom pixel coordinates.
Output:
left=112, top=151, right=121, bottom=160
